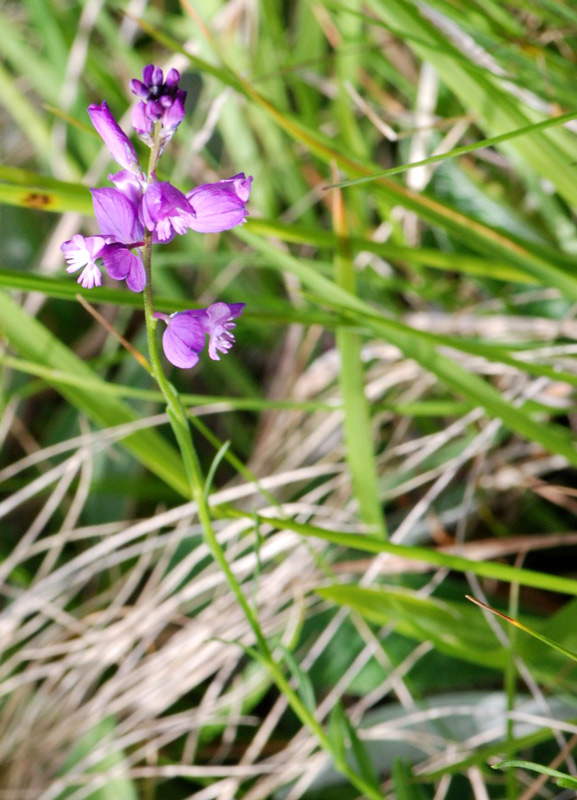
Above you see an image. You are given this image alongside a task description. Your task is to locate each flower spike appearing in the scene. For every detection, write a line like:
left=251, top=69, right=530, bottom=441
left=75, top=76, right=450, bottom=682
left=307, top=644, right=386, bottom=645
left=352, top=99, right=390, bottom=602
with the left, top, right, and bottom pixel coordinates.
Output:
left=63, top=64, right=251, bottom=361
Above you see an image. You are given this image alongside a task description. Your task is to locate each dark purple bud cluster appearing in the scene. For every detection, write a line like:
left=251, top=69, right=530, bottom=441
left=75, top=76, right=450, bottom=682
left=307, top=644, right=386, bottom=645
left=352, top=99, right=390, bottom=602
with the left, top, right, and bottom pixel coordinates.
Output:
left=60, top=64, right=251, bottom=369
left=130, top=65, right=186, bottom=147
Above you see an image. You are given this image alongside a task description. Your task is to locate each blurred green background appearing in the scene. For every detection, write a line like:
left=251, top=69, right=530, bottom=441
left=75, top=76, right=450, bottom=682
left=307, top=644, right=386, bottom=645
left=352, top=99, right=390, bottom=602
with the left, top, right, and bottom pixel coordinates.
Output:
left=3, top=0, right=577, bottom=798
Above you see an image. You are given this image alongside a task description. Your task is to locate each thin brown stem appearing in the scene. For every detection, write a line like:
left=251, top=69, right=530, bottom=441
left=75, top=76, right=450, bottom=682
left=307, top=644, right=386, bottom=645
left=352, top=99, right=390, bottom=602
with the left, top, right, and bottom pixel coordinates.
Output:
left=76, top=293, right=151, bottom=373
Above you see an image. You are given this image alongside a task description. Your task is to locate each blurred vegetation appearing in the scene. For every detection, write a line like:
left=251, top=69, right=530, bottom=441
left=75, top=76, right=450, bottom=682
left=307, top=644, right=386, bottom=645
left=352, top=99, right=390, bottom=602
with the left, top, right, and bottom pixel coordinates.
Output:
left=2, top=0, right=577, bottom=798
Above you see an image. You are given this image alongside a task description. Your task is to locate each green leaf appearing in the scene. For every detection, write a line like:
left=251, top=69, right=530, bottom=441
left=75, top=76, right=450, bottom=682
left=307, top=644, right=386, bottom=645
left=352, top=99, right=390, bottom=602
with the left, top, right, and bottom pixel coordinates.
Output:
left=328, top=702, right=348, bottom=767
left=342, top=704, right=381, bottom=790
left=392, top=759, right=428, bottom=800
left=326, top=700, right=381, bottom=790
left=0, top=166, right=92, bottom=213
left=278, top=644, right=317, bottom=714
left=317, top=584, right=508, bottom=669
left=203, top=440, right=231, bottom=501
left=494, top=760, right=577, bottom=789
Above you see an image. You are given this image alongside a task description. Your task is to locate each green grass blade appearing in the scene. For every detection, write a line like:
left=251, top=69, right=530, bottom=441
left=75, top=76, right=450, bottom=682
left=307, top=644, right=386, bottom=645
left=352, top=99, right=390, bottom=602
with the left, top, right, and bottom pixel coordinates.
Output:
left=317, top=584, right=508, bottom=668
left=238, top=512, right=577, bottom=597
left=466, top=597, right=577, bottom=663
left=0, top=291, right=189, bottom=497
left=331, top=109, right=577, bottom=188
left=333, top=188, right=386, bottom=536
left=1, top=353, right=337, bottom=412
left=494, top=760, right=577, bottom=789
left=368, top=0, right=577, bottom=208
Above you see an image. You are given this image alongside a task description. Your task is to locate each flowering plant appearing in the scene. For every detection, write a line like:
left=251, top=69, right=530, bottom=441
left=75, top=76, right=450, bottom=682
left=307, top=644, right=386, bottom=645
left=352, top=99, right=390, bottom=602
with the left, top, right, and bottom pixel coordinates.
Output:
left=58, top=66, right=255, bottom=611
left=61, top=65, right=251, bottom=370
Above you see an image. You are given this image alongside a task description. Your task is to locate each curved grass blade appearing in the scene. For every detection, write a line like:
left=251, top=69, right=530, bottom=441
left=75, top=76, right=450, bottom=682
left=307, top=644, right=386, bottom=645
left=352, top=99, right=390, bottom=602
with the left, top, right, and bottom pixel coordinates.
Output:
left=1, top=353, right=337, bottom=412
left=0, top=269, right=336, bottom=327
left=329, top=109, right=577, bottom=189
left=494, top=760, right=577, bottom=789
left=466, top=596, right=577, bottom=662
left=229, top=512, right=577, bottom=598
left=332, top=179, right=386, bottom=536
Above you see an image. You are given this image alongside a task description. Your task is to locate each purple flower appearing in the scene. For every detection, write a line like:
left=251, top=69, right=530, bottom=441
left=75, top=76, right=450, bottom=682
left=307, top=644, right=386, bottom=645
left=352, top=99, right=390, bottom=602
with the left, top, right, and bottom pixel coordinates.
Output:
left=142, top=182, right=196, bottom=242
left=91, top=187, right=146, bottom=292
left=88, top=102, right=142, bottom=175
left=130, top=64, right=186, bottom=146
left=60, top=234, right=109, bottom=289
left=154, top=310, right=205, bottom=369
left=100, top=242, right=146, bottom=292
left=186, top=174, right=253, bottom=233
left=92, top=187, right=143, bottom=242
left=154, top=302, right=245, bottom=369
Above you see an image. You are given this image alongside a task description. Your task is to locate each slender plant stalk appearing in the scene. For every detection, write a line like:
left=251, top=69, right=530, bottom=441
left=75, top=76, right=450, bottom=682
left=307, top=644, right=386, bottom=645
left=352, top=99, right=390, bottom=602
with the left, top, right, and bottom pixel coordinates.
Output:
left=505, top=581, right=519, bottom=800
left=139, top=128, right=386, bottom=800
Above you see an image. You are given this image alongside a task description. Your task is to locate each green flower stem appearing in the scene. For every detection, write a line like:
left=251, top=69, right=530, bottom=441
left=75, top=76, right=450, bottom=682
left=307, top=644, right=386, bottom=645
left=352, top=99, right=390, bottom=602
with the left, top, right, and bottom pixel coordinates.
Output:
left=139, top=128, right=385, bottom=800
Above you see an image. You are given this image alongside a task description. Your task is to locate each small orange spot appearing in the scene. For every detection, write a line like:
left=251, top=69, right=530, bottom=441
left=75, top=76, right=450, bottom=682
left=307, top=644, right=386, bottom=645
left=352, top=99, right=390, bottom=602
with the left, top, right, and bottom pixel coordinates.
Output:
left=23, top=192, right=52, bottom=208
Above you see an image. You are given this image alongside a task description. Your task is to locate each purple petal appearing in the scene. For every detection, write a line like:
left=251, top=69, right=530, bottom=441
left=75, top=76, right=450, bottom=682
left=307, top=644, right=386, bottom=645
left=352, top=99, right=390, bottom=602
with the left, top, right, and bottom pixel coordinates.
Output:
left=101, top=244, right=146, bottom=292
left=142, top=64, right=155, bottom=84
left=126, top=252, right=146, bottom=292
left=223, top=173, right=253, bottom=202
left=108, top=170, right=145, bottom=206
left=132, top=101, right=154, bottom=141
left=100, top=243, right=131, bottom=278
left=161, top=312, right=206, bottom=369
left=186, top=182, right=248, bottom=233
left=151, top=66, right=164, bottom=86
left=147, top=99, right=164, bottom=120
left=202, top=302, right=245, bottom=360
left=130, top=79, right=148, bottom=99
left=163, top=92, right=185, bottom=132
left=225, top=302, right=246, bottom=320
left=88, top=101, right=141, bottom=173
left=165, top=68, right=180, bottom=88
left=92, top=187, right=143, bottom=243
